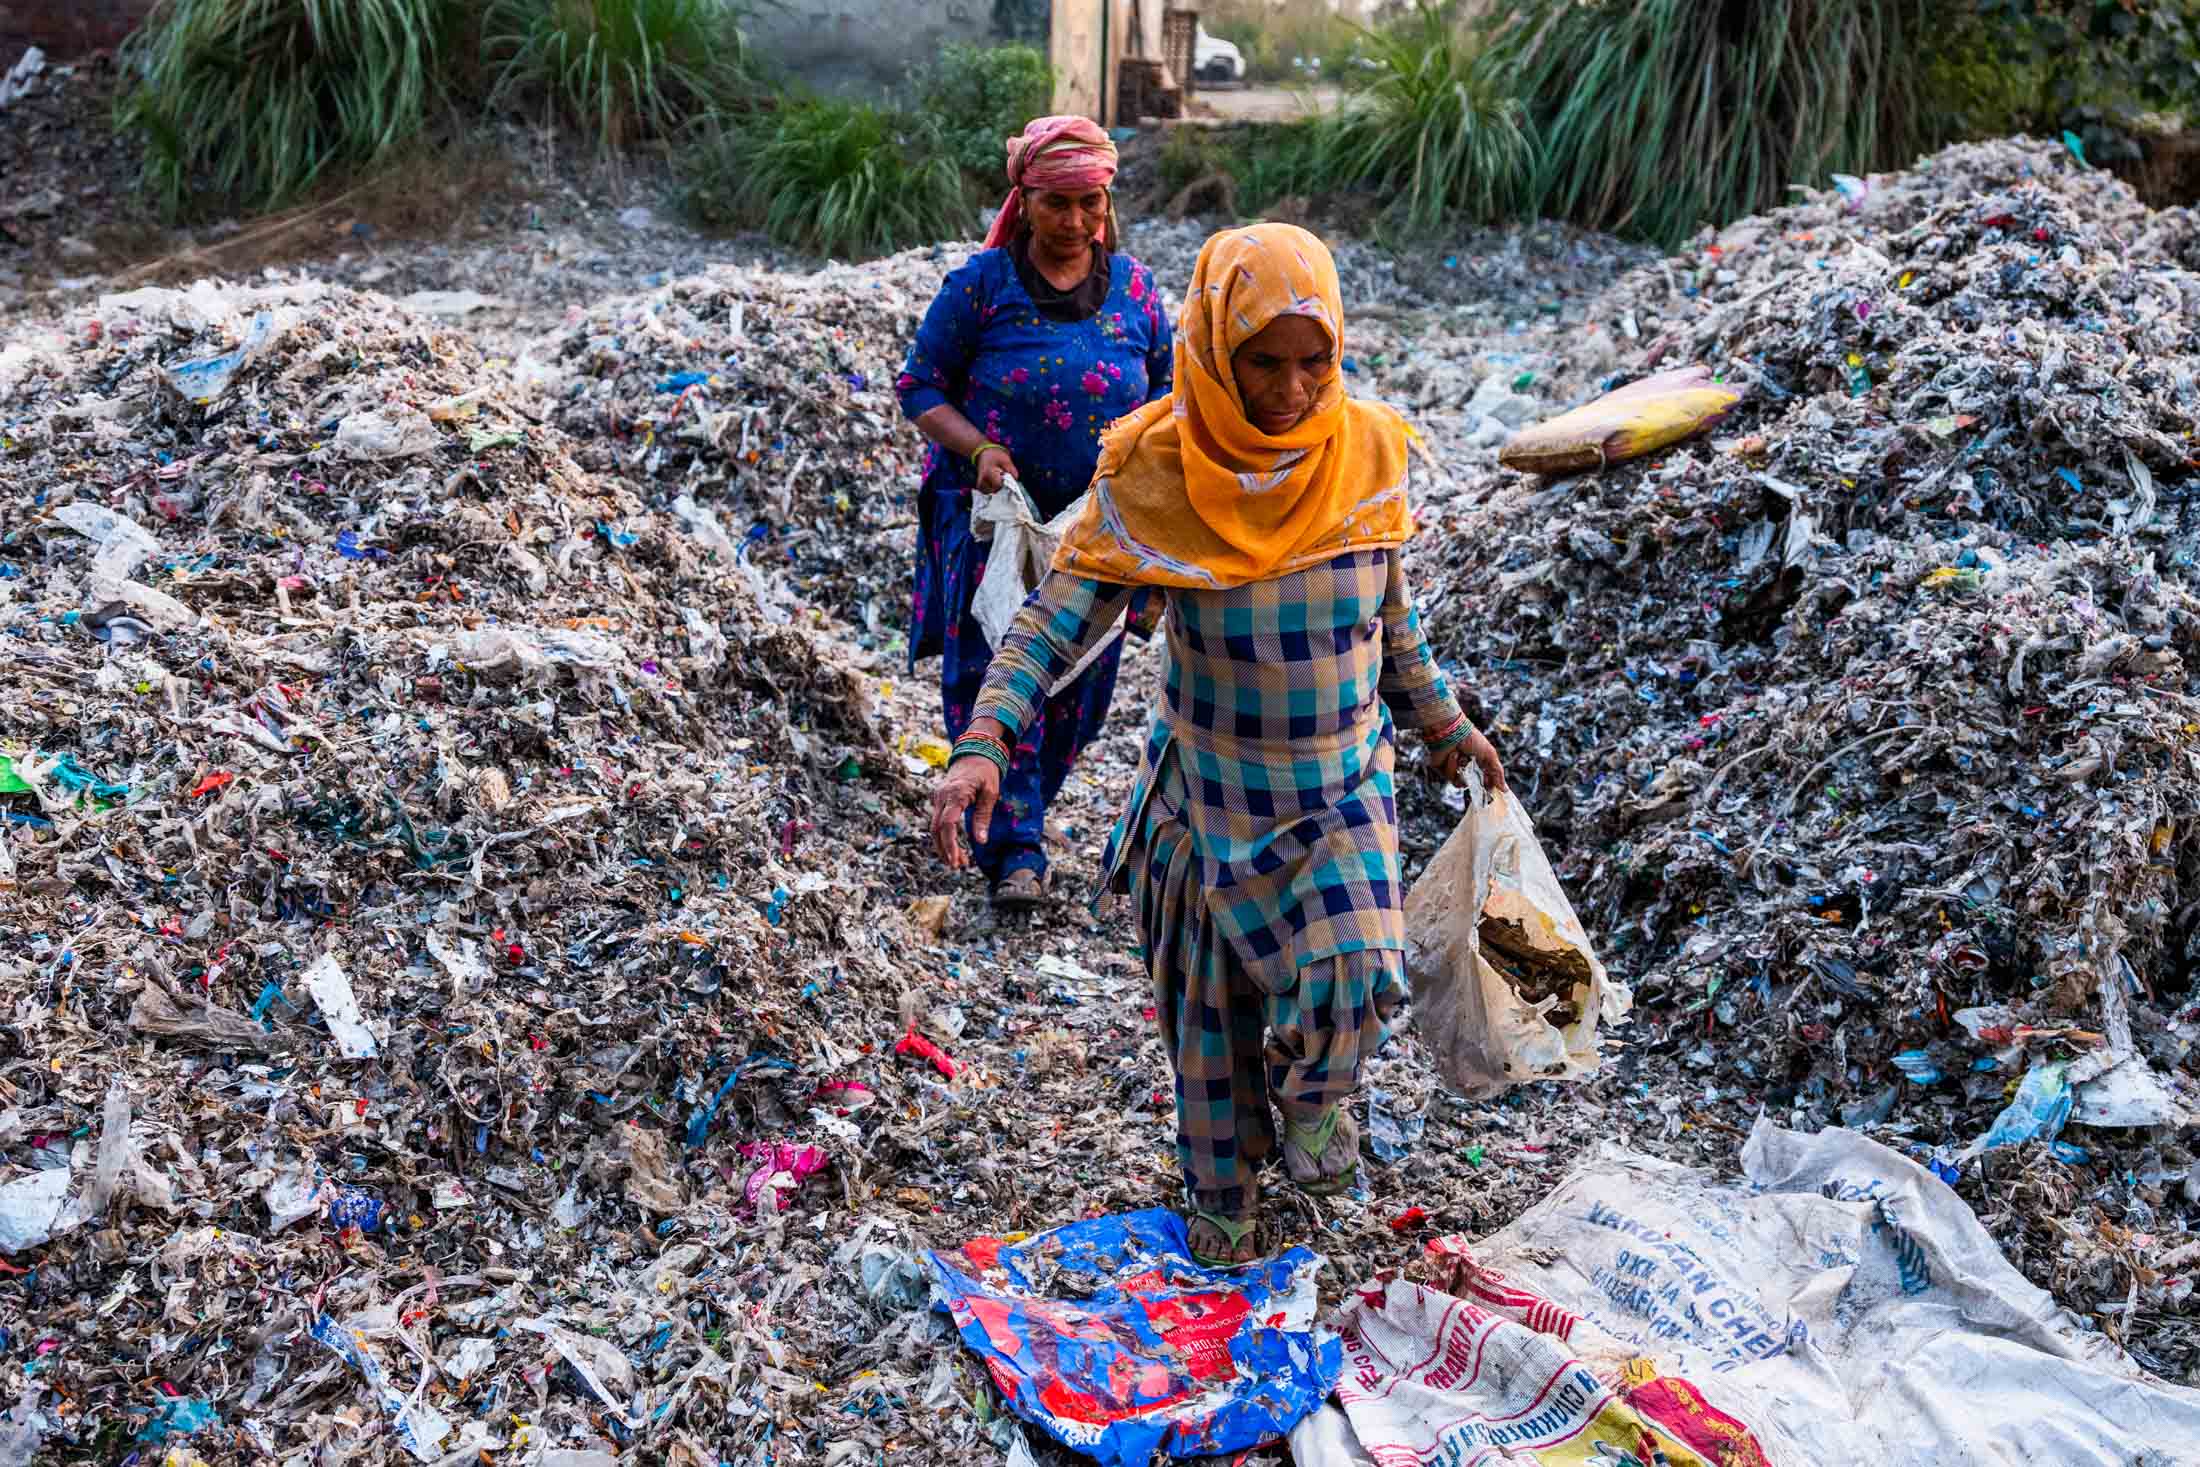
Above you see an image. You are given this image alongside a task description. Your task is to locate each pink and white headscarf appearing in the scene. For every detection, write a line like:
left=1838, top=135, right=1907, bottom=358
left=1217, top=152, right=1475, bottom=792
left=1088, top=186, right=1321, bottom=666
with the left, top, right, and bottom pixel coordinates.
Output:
left=982, top=114, right=1122, bottom=251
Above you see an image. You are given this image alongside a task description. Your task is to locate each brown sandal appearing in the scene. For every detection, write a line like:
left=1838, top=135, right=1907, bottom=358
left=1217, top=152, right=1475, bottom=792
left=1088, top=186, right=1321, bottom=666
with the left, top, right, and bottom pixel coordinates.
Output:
left=991, top=868, right=1044, bottom=912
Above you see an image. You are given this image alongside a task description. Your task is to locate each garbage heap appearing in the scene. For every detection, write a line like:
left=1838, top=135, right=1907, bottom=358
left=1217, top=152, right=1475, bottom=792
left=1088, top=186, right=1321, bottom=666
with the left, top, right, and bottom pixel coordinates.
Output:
left=0, top=277, right=970, bottom=1461
left=536, top=250, right=972, bottom=657
left=1418, top=138, right=2200, bottom=1363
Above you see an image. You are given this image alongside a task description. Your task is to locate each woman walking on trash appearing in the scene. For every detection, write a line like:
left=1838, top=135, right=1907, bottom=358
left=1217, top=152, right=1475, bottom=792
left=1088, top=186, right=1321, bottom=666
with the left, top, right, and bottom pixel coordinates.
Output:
left=928, top=224, right=1506, bottom=1266
left=896, top=115, right=1174, bottom=912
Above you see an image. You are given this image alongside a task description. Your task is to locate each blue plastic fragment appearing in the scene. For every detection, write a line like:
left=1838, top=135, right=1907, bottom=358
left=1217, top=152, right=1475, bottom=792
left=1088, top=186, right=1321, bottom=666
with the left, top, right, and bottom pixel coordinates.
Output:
left=327, top=1187, right=386, bottom=1233
left=1967, top=1061, right=2073, bottom=1157
left=135, top=1397, right=219, bottom=1443
left=683, top=1052, right=795, bottom=1147
left=1890, top=1050, right=1941, bottom=1086
left=657, top=371, right=710, bottom=393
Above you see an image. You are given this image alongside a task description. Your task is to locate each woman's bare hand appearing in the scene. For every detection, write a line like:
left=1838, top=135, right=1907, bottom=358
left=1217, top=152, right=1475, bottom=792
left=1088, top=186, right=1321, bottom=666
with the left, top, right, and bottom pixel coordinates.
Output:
left=973, top=444, right=1018, bottom=494
left=1430, top=728, right=1507, bottom=795
left=930, top=756, right=1003, bottom=868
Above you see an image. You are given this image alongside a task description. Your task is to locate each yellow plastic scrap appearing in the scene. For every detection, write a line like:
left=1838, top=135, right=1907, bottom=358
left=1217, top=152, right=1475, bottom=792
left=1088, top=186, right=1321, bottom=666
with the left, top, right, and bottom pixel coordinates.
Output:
left=1499, top=366, right=1744, bottom=476
left=1921, top=567, right=1983, bottom=594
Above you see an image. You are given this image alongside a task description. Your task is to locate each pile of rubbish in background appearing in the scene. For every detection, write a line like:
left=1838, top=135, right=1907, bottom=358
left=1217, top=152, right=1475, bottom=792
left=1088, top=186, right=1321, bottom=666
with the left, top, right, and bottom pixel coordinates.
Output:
left=0, top=274, right=977, bottom=1462
left=3, top=129, right=2198, bottom=1465
left=1416, top=136, right=2200, bottom=1378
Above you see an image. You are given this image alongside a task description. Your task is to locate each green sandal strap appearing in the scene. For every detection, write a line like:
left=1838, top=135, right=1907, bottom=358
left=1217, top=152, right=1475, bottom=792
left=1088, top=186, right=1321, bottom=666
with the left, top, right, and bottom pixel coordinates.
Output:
left=1187, top=1210, right=1258, bottom=1267
left=1283, top=1104, right=1343, bottom=1155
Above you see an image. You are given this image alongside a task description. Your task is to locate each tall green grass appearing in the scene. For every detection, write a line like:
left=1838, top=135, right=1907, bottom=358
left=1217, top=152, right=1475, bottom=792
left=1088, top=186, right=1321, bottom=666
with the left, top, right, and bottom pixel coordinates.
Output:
left=1306, top=3, right=1531, bottom=235
left=1484, top=0, right=1935, bottom=246
left=117, top=0, right=457, bottom=218
left=910, top=42, right=1054, bottom=186
left=686, top=98, right=968, bottom=258
left=483, top=0, right=755, bottom=147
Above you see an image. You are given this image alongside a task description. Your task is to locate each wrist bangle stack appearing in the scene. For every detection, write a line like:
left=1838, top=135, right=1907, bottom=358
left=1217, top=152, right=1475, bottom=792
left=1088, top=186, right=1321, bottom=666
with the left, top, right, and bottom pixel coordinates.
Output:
left=1426, top=712, right=1476, bottom=756
left=952, top=730, right=1011, bottom=777
left=967, top=442, right=1000, bottom=468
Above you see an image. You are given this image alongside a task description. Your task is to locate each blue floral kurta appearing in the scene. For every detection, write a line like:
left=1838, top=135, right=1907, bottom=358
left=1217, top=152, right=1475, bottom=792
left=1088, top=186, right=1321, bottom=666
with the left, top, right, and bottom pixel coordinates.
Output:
left=896, top=247, right=1173, bottom=883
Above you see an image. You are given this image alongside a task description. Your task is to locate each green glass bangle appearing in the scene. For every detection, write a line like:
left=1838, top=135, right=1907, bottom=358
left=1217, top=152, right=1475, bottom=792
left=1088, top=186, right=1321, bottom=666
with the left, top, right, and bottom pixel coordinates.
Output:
left=1427, top=716, right=1476, bottom=755
left=952, top=733, right=1010, bottom=777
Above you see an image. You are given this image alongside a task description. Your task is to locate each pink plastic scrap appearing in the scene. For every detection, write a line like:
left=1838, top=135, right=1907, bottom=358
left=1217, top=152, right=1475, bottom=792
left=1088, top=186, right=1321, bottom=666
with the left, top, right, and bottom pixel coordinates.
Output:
left=736, top=1142, right=828, bottom=1213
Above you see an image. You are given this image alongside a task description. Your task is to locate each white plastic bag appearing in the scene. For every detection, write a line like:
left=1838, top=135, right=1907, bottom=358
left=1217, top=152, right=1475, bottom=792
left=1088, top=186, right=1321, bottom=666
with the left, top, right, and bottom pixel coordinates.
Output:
left=970, top=478, right=1121, bottom=692
left=1402, top=776, right=1628, bottom=1096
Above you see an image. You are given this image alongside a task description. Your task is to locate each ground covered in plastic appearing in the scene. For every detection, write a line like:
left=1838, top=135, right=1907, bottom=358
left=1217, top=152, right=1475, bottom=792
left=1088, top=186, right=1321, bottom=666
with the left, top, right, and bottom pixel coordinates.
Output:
left=1, top=119, right=2197, bottom=1466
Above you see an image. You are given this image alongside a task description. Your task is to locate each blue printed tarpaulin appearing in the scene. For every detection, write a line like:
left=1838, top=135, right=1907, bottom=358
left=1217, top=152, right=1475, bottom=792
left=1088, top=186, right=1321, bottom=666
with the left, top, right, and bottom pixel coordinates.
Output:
left=926, top=1209, right=1339, bottom=1466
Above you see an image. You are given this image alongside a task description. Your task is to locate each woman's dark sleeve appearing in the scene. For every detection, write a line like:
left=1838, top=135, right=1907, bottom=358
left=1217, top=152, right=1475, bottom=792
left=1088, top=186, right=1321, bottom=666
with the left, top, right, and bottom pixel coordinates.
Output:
left=896, top=256, right=989, bottom=422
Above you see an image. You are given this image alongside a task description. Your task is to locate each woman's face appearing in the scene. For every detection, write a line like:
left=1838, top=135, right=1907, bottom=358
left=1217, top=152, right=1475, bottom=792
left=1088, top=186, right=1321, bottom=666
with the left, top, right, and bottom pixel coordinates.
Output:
left=1232, top=314, right=1335, bottom=436
left=1026, top=188, right=1109, bottom=258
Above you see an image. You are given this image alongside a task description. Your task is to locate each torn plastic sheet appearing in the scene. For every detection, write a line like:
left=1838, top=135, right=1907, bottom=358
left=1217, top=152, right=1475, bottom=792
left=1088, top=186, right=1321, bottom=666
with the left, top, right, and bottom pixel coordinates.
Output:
left=308, top=1314, right=452, bottom=1462
left=301, top=953, right=379, bottom=1059
left=1295, top=1121, right=2200, bottom=1466
left=159, top=311, right=275, bottom=405
left=927, top=1209, right=1339, bottom=1466
left=0, top=1169, right=70, bottom=1254
left=516, top=1318, right=640, bottom=1429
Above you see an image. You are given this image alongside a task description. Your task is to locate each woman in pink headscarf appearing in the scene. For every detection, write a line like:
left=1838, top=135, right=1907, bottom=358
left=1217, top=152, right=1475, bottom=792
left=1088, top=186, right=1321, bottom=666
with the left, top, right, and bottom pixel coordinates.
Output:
left=895, top=116, right=1175, bottom=911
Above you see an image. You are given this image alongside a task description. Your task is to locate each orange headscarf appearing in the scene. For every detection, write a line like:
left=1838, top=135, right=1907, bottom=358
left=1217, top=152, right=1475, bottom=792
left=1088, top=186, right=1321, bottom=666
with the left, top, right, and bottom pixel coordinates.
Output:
left=1051, top=224, right=1416, bottom=589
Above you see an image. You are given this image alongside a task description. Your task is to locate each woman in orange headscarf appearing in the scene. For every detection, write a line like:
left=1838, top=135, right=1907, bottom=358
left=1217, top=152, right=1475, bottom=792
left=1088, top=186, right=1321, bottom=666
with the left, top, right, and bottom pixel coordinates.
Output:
left=928, top=224, right=1505, bottom=1265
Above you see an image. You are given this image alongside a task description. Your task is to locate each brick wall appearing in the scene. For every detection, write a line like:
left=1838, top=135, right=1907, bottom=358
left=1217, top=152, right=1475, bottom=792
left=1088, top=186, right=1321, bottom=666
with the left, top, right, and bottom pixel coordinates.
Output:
left=0, top=0, right=153, bottom=59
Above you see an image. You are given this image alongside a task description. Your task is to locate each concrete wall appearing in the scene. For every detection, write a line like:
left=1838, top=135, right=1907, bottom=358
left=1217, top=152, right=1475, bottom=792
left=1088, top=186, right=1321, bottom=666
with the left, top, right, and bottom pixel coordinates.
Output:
left=1050, top=0, right=1150, bottom=123
left=0, top=0, right=152, bottom=58
left=749, top=0, right=1007, bottom=96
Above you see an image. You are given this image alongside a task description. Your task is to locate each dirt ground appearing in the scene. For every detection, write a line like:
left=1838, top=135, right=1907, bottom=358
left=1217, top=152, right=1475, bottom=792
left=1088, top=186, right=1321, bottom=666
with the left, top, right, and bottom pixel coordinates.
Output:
left=1191, top=82, right=1341, bottom=123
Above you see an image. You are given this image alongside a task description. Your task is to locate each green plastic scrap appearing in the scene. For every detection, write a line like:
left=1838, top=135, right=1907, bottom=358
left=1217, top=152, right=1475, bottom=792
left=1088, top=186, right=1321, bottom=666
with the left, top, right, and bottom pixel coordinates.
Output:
left=0, top=753, right=127, bottom=805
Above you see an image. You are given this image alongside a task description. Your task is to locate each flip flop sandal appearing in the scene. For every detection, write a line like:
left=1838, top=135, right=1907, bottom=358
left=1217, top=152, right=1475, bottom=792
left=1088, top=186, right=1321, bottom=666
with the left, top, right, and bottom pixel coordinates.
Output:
left=990, top=868, right=1044, bottom=912
left=1283, top=1104, right=1360, bottom=1196
left=1187, top=1209, right=1261, bottom=1268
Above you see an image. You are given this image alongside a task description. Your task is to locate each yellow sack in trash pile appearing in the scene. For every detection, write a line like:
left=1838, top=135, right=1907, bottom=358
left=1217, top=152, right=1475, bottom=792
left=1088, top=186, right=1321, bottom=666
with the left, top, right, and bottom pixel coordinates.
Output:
left=1499, top=365, right=1742, bottom=475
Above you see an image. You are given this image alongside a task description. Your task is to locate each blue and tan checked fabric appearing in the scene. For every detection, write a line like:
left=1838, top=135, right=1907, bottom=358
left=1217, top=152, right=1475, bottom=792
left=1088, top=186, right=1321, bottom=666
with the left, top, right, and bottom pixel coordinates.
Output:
left=974, top=545, right=1463, bottom=1206
left=975, top=546, right=1464, bottom=991
left=1134, top=750, right=1403, bottom=1211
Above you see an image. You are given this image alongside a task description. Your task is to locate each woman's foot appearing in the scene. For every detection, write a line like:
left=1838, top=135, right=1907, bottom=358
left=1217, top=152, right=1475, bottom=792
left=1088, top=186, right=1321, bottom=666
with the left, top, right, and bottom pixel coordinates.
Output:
left=990, top=867, right=1045, bottom=912
left=1187, top=1207, right=1262, bottom=1267
left=1282, top=1104, right=1360, bottom=1195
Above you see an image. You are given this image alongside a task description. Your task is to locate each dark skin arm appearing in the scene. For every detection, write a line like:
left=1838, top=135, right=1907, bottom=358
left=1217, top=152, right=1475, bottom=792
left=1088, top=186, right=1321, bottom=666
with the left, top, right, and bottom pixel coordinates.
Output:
left=912, top=405, right=1017, bottom=493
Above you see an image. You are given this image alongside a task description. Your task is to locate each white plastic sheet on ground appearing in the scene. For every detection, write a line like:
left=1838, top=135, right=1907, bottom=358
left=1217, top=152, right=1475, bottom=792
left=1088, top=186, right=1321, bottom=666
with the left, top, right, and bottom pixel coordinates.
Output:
left=1292, top=1120, right=2200, bottom=1466
left=1403, top=776, right=1630, bottom=1097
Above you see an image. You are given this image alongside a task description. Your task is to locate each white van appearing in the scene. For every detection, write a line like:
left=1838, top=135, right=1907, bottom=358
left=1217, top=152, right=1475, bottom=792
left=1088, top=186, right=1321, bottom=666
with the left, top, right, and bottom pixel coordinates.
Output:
left=1194, top=25, right=1245, bottom=83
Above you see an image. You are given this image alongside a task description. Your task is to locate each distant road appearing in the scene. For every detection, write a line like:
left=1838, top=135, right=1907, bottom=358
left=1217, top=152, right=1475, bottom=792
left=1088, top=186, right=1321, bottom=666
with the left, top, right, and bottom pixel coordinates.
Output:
left=1195, top=84, right=1341, bottom=122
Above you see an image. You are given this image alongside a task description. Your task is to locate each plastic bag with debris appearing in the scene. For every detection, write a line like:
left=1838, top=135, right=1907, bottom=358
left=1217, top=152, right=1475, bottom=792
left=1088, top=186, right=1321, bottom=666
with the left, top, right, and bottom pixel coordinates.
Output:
left=1403, top=775, right=1629, bottom=1097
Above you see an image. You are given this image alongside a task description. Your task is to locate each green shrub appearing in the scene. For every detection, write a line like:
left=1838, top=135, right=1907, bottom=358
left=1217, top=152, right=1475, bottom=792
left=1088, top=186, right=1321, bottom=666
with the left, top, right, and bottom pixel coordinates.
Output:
left=685, top=98, right=968, bottom=258
left=1306, top=3, right=1530, bottom=235
left=910, top=43, right=1055, bottom=185
left=1949, top=0, right=2200, bottom=164
left=1484, top=0, right=1937, bottom=247
left=117, top=0, right=459, bottom=218
left=483, top=0, right=755, bottom=147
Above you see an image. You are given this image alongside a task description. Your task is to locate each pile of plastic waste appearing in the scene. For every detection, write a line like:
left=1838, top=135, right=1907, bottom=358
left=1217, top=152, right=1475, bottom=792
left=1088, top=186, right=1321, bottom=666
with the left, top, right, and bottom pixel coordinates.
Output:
left=1415, top=137, right=2200, bottom=1375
